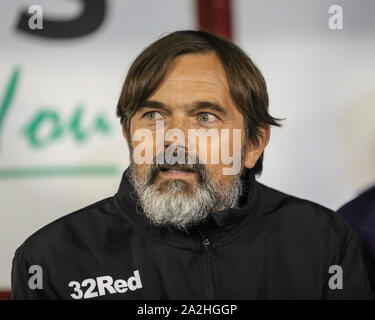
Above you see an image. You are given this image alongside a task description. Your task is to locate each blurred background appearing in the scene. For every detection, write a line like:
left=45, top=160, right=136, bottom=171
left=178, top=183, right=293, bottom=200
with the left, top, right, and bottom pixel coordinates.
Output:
left=0, top=0, right=374, bottom=296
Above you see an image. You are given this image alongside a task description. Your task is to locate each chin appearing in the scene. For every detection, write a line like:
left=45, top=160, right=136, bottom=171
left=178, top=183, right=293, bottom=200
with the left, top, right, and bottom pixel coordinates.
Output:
left=157, top=178, right=195, bottom=194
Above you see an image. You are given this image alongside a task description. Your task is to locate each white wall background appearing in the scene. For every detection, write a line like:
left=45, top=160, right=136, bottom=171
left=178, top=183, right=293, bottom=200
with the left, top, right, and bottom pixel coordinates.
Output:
left=0, top=0, right=374, bottom=289
left=234, top=0, right=375, bottom=209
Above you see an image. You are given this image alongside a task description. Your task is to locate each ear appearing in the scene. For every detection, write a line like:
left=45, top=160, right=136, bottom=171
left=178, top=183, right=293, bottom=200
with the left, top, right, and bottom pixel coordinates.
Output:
left=243, top=127, right=270, bottom=169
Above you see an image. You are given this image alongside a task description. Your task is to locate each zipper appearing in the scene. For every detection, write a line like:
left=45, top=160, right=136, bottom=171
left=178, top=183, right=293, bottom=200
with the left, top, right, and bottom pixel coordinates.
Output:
left=196, top=229, right=217, bottom=299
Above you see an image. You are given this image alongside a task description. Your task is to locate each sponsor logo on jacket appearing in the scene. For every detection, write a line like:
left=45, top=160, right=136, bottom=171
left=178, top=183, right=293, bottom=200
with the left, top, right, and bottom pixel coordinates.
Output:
left=68, top=270, right=142, bottom=299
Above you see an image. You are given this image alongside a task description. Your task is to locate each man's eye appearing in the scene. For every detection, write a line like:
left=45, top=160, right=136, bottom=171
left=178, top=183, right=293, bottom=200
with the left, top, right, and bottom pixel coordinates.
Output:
left=197, top=112, right=217, bottom=123
left=143, top=111, right=163, bottom=121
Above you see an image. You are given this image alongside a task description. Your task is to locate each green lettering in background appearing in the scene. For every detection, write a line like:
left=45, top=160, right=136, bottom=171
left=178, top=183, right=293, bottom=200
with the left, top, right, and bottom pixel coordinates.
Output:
left=23, top=109, right=64, bottom=148
left=23, top=105, right=111, bottom=148
left=0, top=165, right=118, bottom=178
left=69, top=105, right=111, bottom=143
left=0, top=67, right=19, bottom=149
left=0, top=67, right=119, bottom=178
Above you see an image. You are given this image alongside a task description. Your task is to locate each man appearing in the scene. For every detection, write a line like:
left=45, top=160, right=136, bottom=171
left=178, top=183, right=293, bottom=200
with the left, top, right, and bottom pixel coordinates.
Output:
left=11, top=30, right=372, bottom=299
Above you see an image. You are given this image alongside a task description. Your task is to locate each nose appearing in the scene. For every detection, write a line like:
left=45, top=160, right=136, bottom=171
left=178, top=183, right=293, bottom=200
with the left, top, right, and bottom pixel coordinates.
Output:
left=163, top=113, right=190, bottom=150
left=160, top=113, right=192, bottom=162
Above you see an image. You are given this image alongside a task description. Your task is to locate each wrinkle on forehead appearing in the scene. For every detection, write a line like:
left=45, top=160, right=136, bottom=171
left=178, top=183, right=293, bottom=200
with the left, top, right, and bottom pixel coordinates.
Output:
left=149, top=52, right=232, bottom=104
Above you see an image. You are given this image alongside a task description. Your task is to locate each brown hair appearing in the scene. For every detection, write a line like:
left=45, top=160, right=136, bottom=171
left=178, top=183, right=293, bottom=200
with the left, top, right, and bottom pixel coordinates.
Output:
left=116, top=30, right=281, bottom=174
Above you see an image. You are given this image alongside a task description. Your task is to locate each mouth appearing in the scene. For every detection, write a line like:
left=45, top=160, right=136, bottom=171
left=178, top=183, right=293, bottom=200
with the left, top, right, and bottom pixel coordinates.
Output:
left=158, top=166, right=196, bottom=177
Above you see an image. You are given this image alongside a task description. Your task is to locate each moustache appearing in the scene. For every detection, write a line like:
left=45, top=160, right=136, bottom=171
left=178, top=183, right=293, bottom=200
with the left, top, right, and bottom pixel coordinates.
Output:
left=147, top=160, right=208, bottom=186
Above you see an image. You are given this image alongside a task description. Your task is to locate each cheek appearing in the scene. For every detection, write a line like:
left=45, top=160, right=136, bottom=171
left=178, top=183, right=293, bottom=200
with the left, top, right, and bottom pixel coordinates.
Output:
left=130, top=125, right=159, bottom=165
left=190, top=134, right=221, bottom=165
left=202, top=129, right=243, bottom=181
left=134, top=163, right=149, bottom=180
left=195, top=131, right=242, bottom=166
left=205, top=163, right=237, bottom=189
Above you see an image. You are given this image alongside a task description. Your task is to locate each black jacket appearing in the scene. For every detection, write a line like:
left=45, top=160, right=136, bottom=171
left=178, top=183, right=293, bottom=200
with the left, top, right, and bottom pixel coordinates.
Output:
left=11, top=167, right=372, bottom=299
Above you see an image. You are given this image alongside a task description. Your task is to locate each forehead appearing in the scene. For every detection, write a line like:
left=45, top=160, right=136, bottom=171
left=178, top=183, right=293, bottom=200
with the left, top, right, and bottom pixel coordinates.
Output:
left=148, top=52, right=232, bottom=105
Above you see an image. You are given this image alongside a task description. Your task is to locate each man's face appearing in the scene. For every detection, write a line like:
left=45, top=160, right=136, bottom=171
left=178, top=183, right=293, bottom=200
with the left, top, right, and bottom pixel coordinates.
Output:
left=123, top=52, right=268, bottom=229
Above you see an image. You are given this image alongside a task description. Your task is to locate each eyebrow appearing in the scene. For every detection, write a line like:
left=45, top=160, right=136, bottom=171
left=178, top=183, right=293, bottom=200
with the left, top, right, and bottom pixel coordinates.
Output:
left=190, top=101, right=227, bottom=115
left=138, top=101, right=170, bottom=113
left=139, top=100, right=227, bottom=116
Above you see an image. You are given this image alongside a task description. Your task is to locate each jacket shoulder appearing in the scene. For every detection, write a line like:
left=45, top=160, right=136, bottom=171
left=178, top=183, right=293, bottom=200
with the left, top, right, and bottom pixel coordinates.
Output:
left=256, top=182, right=354, bottom=239
left=15, top=196, right=119, bottom=259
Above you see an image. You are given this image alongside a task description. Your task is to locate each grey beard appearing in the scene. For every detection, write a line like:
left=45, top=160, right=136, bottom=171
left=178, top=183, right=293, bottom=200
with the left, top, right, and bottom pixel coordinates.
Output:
left=127, top=162, right=243, bottom=231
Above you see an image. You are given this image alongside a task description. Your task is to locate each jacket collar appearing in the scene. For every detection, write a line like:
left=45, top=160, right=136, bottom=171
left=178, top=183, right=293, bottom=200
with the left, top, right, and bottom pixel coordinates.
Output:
left=114, top=166, right=259, bottom=248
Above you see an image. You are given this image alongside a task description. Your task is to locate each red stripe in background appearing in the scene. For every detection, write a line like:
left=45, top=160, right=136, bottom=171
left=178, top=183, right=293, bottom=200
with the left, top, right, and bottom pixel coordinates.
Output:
left=197, top=0, right=232, bottom=40
left=0, top=291, right=11, bottom=300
